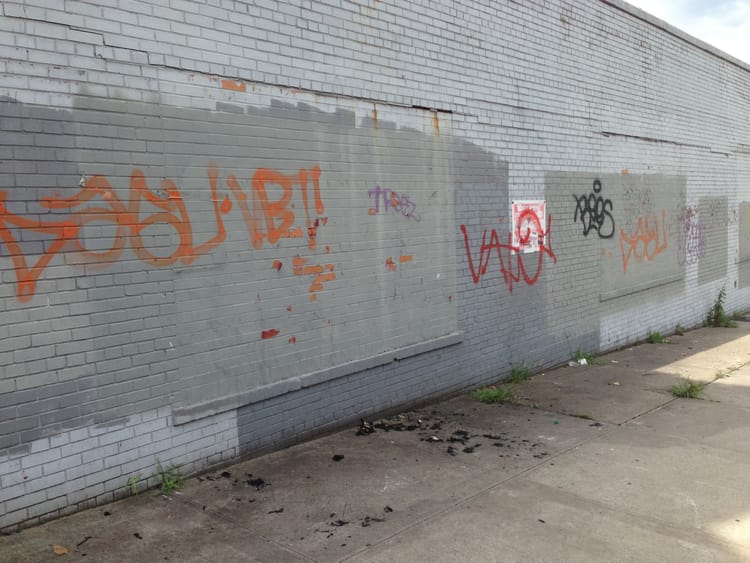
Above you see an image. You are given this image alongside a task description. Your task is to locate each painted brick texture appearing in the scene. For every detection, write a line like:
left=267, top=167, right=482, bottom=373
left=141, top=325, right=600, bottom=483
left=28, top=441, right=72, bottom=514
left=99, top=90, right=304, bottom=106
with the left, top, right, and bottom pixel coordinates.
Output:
left=0, top=0, right=749, bottom=530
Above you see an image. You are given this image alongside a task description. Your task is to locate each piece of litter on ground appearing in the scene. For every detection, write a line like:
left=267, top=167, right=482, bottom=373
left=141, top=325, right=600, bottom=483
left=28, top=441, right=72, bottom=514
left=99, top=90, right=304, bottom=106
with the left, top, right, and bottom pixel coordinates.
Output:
left=356, top=419, right=375, bottom=435
left=610, top=381, right=620, bottom=386
left=361, top=515, right=386, bottom=527
left=332, top=454, right=345, bottom=462
left=52, top=545, right=69, bottom=556
left=578, top=358, right=588, bottom=365
left=611, top=360, right=618, bottom=363
left=553, top=419, right=559, bottom=425
left=247, top=477, right=267, bottom=490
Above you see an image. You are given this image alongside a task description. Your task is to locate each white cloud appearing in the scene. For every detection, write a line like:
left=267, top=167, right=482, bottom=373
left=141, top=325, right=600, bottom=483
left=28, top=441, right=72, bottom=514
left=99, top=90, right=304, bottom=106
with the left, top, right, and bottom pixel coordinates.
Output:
left=626, top=0, right=750, bottom=64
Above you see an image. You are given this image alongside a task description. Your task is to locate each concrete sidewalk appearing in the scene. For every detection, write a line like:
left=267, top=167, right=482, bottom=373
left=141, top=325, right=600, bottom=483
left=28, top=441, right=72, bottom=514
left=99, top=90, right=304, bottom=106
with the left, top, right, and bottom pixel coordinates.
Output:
left=3, top=323, right=750, bottom=562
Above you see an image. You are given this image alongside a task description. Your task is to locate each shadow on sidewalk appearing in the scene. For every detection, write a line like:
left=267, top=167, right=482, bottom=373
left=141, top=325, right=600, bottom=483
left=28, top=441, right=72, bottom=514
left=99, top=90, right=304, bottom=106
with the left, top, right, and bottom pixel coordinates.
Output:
left=3, top=322, right=750, bottom=562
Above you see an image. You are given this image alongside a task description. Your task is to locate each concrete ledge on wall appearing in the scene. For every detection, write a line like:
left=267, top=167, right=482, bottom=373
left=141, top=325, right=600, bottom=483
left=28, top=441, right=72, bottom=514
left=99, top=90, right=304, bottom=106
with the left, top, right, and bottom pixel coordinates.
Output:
left=172, top=332, right=464, bottom=426
left=600, top=274, right=683, bottom=302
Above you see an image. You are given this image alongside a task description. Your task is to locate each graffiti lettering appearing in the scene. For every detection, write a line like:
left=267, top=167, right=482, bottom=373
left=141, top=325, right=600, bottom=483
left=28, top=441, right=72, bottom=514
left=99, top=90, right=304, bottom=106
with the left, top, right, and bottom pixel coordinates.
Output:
left=573, top=179, right=614, bottom=238
left=226, top=165, right=324, bottom=250
left=367, top=186, right=421, bottom=222
left=0, top=165, right=328, bottom=302
left=618, top=210, right=668, bottom=273
left=677, top=206, right=706, bottom=266
left=460, top=213, right=557, bottom=293
left=293, top=256, right=336, bottom=302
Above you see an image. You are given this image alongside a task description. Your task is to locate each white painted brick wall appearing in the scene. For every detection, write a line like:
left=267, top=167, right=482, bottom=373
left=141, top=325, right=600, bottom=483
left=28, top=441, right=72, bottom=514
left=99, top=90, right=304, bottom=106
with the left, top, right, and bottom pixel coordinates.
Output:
left=0, top=0, right=748, bottom=531
left=0, top=408, right=238, bottom=530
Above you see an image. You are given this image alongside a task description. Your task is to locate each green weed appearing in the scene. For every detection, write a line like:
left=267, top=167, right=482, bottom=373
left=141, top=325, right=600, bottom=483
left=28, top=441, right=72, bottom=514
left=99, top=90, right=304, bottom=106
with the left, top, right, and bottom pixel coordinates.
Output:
left=647, top=331, right=670, bottom=344
left=473, top=385, right=515, bottom=404
left=154, top=460, right=185, bottom=495
left=671, top=378, right=705, bottom=399
left=124, top=473, right=142, bottom=496
left=706, top=287, right=737, bottom=328
left=508, top=363, right=531, bottom=383
left=571, top=348, right=596, bottom=364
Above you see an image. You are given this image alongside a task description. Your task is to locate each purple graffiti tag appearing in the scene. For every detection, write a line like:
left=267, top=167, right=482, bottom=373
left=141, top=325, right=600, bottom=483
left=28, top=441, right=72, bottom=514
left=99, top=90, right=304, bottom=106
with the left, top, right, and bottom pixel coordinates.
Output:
left=367, top=185, right=421, bottom=222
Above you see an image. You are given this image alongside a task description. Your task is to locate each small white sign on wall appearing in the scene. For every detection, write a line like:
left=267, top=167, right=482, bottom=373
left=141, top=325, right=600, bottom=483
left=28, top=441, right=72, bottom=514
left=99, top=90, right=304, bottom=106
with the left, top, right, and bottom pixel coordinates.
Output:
left=511, top=200, right=546, bottom=254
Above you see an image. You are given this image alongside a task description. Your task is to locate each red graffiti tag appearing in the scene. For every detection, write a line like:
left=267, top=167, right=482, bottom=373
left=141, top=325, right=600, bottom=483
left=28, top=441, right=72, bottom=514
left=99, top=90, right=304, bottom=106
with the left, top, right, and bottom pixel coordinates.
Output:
left=460, top=213, right=557, bottom=293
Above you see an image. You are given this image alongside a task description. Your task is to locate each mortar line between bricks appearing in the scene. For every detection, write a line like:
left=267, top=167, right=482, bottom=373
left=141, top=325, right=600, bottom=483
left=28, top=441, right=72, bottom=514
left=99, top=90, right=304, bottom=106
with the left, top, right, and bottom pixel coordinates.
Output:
left=3, top=10, right=589, bottom=123
left=171, top=492, right=318, bottom=562
left=174, top=65, right=590, bottom=122
left=337, top=382, right=734, bottom=563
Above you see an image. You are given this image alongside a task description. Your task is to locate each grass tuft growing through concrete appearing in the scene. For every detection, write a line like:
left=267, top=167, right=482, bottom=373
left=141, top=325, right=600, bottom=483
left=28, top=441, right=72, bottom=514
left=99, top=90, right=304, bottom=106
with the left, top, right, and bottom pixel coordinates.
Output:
left=154, top=460, right=186, bottom=495
left=647, top=331, right=670, bottom=344
left=705, top=286, right=737, bottom=328
left=507, top=363, right=531, bottom=383
left=571, top=348, right=596, bottom=363
left=670, top=378, right=705, bottom=399
left=473, top=385, right=515, bottom=404
left=124, top=473, right=142, bottom=496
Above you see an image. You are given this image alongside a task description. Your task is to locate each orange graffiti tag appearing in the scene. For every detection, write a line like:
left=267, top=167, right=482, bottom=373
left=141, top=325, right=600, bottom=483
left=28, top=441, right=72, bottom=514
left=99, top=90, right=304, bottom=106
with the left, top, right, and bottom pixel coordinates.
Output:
left=1, top=167, right=228, bottom=301
left=619, top=210, right=668, bottom=273
left=0, top=164, right=328, bottom=303
left=385, top=257, right=397, bottom=271
left=293, top=256, right=336, bottom=301
left=226, top=166, right=323, bottom=250
left=398, top=255, right=413, bottom=263
left=220, top=79, right=246, bottom=92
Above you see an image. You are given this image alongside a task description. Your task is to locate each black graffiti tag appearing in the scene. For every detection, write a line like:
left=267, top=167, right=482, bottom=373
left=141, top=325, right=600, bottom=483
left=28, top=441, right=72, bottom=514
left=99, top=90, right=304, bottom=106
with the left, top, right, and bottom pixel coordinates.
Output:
left=573, top=179, right=614, bottom=238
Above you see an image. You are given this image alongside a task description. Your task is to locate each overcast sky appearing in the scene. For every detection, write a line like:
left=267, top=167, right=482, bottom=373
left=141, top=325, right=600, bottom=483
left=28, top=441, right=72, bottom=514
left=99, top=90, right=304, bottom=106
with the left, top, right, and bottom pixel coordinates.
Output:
left=625, top=0, right=750, bottom=64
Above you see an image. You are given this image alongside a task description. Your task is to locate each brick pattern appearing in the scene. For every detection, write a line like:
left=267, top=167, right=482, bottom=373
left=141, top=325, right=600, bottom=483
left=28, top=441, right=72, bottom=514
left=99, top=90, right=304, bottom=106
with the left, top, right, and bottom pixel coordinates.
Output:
left=0, top=407, right=238, bottom=531
left=0, top=0, right=749, bottom=530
